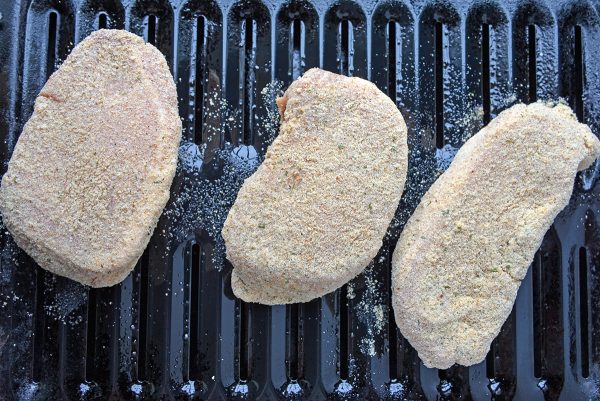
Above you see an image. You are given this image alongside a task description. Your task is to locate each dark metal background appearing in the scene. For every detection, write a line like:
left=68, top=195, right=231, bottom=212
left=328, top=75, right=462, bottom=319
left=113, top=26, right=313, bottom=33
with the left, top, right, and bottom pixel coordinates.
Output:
left=1, top=0, right=600, bottom=400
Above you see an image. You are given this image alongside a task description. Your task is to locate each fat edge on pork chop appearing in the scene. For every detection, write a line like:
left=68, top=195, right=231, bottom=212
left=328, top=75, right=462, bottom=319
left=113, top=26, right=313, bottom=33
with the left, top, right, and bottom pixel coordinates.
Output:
left=0, top=30, right=181, bottom=287
left=222, top=68, right=408, bottom=304
left=392, top=102, right=600, bottom=369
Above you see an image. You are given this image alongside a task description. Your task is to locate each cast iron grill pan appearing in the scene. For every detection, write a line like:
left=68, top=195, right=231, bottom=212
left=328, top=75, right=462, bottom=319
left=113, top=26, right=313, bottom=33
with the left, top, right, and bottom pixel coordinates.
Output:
left=0, top=0, right=599, bottom=400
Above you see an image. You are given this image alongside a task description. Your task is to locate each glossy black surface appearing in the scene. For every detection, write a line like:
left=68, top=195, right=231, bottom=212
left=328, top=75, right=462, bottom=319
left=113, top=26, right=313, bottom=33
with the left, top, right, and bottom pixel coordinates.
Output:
left=0, top=0, right=600, bottom=400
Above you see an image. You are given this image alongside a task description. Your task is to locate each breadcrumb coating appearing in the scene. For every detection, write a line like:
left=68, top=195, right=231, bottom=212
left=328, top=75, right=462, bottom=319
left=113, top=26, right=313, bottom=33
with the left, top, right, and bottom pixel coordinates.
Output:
left=0, top=29, right=181, bottom=287
left=392, top=102, right=600, bottom=369
left=223, top=68, right=408, bottom=304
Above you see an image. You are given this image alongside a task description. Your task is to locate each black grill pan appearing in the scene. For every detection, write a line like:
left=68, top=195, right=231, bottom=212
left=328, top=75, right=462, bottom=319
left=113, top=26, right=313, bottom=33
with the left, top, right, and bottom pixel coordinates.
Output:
left=1, top=0, right=600, bottom=400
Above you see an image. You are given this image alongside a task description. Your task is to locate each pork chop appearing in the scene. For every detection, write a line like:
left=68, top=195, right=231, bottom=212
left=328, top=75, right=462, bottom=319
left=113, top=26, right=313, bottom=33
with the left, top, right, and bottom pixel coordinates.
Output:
left=223, top=68, right=408, bottom=304
left=391, top=102, right=600, bottom=368
left=0, top=29, right=181, bottom=287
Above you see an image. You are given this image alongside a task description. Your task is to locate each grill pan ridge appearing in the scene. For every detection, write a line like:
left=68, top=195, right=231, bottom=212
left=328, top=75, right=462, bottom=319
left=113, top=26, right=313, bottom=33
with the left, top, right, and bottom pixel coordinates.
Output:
left=1, top=0, right=600, bottom=400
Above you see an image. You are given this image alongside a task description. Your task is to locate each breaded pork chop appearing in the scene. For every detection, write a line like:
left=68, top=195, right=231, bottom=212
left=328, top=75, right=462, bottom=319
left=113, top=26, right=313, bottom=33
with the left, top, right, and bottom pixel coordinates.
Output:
left=0, top=30, right=181, bottom=287
left=222, top=68, right=408, bottom=304
left=392, top=103, right=600, bottom=369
